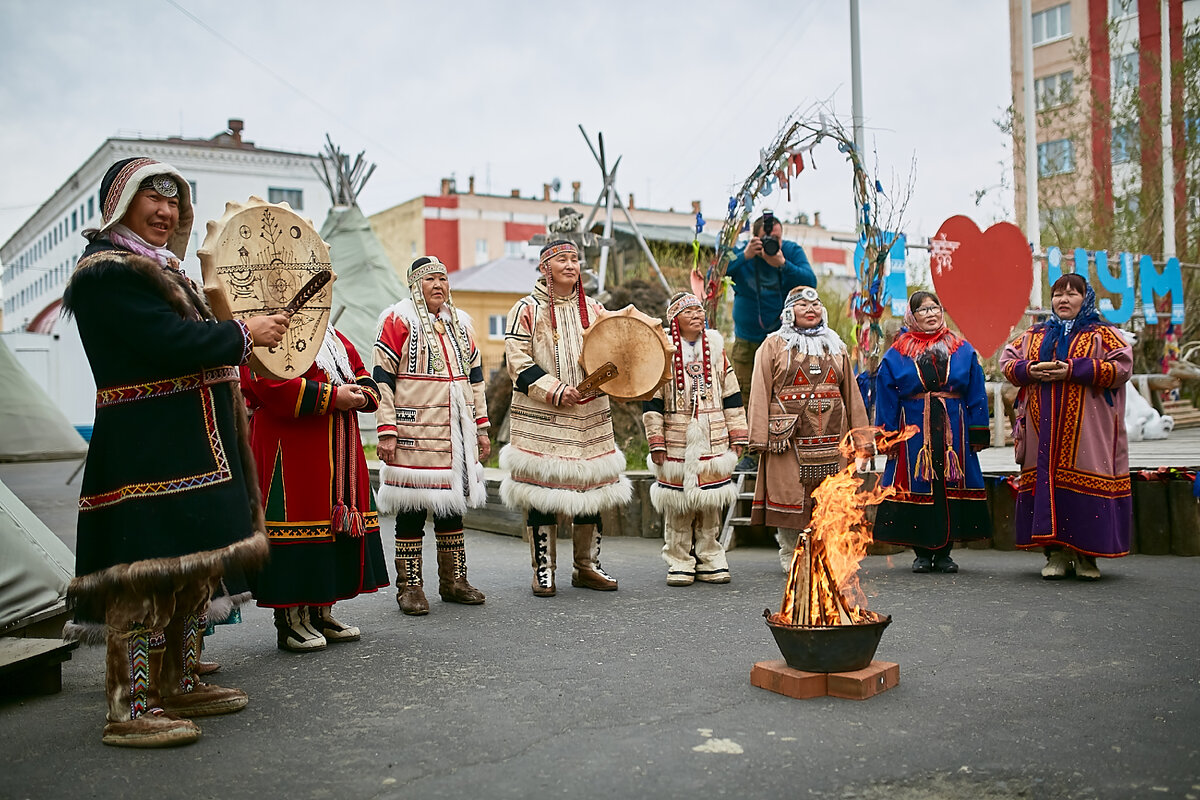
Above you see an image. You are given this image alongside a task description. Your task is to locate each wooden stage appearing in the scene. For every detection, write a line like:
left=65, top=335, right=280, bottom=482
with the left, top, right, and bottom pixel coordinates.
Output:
left=974, top=425, right=1200, bottom=475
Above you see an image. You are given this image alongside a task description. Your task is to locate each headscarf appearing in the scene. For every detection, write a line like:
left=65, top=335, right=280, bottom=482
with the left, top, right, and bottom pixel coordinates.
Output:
left=407, top=256, right=471, bottom=375
left=1038, top=274, right=1102, bottom=361
left=892, top=291, right=964, bottom=360
left=84, top=157, right=194, bottom=260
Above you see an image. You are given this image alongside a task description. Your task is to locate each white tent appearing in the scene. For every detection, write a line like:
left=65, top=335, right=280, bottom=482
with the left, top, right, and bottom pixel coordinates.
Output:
left=0, top=336, right=88, bottom=462
left=0, top=477, right=73, bottom=633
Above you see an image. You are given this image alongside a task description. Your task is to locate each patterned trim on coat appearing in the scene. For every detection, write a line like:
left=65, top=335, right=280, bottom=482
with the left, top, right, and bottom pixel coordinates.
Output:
left=80, top=386, right=231, bottom=510
left=96, top=367, right=239, bottom=407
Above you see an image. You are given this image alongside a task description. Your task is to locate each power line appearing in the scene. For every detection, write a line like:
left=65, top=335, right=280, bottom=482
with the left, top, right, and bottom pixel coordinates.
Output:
left=162, top=0, right=431, bottom=181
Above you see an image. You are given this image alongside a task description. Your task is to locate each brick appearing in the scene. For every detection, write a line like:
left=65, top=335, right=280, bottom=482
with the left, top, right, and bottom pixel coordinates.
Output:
left=750, top=660, right=827, bottom=699
left=825, top=661, right=900, bottom=700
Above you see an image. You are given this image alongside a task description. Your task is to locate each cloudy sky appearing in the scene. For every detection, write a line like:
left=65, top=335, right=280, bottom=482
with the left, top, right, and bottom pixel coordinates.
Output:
left=0, top=0, right=1016, bottom=248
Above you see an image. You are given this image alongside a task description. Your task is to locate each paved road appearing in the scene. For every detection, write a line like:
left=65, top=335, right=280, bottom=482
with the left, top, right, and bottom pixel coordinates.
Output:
left=2, top=461, right=1199, bottom=800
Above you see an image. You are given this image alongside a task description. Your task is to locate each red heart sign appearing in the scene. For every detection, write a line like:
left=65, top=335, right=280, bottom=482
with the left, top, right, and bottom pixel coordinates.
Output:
left=929, top=215, right=1032, bottom=357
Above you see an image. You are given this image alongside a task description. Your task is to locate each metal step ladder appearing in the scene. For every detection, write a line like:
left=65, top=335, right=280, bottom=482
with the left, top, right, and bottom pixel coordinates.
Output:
left=719, top=471, right=756, bottom=549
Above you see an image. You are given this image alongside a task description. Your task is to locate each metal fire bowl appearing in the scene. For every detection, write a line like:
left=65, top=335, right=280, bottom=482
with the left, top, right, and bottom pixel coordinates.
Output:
left=763, top=610, right=892, bottom=674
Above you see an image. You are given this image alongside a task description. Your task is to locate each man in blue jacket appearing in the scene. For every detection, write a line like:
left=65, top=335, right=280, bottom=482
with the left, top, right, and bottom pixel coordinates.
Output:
left=727, top=211, right=816, bottom=471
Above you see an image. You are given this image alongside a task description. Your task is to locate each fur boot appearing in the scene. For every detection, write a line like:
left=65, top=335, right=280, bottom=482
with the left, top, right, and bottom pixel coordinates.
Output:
left=394, top=545, right=429, bottom=615
left=101, top=596, right=199, bottom=748
left=435, top=530, right=485, bottom=604
left=159, top=578, right=248, bottom=717
left=529, top=525, right=557, bottom=597
left=571, top=524, right=618, bottom=591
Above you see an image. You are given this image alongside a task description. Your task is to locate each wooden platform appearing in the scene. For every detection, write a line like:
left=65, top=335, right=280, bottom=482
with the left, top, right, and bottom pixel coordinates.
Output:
left=751, top=659, right=900, bottom=701
left=975, top=425, right=1200, bottom=475
left=0, top=637, right=78, bottom=696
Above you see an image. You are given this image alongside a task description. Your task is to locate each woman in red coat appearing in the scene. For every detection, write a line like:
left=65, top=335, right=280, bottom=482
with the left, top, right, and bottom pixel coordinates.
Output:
left=240, top=326, right=389, bottom=651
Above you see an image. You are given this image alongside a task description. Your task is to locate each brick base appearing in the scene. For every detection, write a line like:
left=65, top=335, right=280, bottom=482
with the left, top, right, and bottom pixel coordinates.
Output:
left=751, top=659, right=899, bottom=701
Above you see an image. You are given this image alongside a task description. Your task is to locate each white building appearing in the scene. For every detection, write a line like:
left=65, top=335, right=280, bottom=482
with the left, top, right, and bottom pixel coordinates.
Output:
left=0, top=119, right=329, bottom=430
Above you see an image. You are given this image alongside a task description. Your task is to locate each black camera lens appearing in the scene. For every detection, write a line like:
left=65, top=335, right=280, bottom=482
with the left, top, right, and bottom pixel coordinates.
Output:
left=761, top=236, right=780, bottom=257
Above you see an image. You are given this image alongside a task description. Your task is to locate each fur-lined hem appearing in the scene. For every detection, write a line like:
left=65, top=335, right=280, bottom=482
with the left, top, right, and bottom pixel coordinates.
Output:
left=649, top=478, right=738, bottom=515
left=66, top=531, right=269, bottom=612
left=498, top=444, right=626, bottom=486
left=500, top=474, right=632, bottom=516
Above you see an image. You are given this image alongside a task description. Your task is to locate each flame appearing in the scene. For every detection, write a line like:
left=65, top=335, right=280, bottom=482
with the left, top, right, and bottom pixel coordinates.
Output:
left=770, top=425, right=918, bottom=627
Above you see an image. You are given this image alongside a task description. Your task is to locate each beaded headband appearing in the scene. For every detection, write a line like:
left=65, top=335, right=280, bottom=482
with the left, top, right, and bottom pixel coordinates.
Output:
left=666, top=293, right=703, bottom=321
left=539, top=241, right=577, bottom=267
left=408, top=257, right=448, bottom=287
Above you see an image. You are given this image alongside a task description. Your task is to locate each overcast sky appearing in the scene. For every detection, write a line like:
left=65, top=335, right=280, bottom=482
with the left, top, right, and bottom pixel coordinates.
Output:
left=0, top=0, right=1016, bottom=249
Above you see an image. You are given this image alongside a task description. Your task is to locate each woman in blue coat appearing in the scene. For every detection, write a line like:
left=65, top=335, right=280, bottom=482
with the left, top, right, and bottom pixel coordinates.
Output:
left=874, top=291, right=992, bottom=573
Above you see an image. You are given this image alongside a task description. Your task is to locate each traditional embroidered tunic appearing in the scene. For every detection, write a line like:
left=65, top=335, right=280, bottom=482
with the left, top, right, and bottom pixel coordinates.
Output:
left=374, top=299, right=489, bottom=516
left=499, top=280, right=631, bottom=516
left=748, top=330, right=869, bottom=528
left=643, top=330, right=747, bottom=513
left=62, top=240, right=268, bottom=629
left=873, top=337, right=992, bottom=548
left=239, top=330, right=389, bottom=607
left=1000, top=323, right=1132, bottom=556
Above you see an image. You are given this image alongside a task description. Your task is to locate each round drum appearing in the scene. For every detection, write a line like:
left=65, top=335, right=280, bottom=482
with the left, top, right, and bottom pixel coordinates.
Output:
left=199, top=196, right=332, bottom=379
left=579, top=305, right=674, bottom=401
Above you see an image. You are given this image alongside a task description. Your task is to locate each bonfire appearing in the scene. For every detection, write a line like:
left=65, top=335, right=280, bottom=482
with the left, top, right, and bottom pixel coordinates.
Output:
left=768, top=426, right=917, bottom=628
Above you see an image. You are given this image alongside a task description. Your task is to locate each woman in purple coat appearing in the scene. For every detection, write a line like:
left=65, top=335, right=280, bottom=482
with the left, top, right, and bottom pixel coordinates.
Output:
left=1000, top=273, right=1132, bottom=580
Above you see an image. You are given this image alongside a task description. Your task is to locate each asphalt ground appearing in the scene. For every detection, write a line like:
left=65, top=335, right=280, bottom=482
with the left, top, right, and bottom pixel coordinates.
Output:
left=2, top=460, right=1198, bottom=800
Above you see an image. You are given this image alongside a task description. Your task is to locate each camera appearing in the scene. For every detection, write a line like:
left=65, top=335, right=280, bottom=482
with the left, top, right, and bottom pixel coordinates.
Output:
left=760, top=212, right=780, bottom=257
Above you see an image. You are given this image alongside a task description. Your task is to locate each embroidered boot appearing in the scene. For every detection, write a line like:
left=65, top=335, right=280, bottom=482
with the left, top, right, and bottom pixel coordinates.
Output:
left=529, top=525, right=557, bottom=597
left=310, top=604, right=361, bottom=642
left=435, top=530, right=486, bottom=604
left=394, top=545, right=429, bottom=615
left=101, top=601, right=199, bottom=748
left=571, top=524, right=618, bottom=591
left=159, top=582, right=249, bottom=717
left=275, top=606, right=328, bottom=652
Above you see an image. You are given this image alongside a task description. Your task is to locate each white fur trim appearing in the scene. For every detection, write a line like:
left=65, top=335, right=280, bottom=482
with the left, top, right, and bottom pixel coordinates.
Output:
left=647, top=420, right=739, bottom=514
left=376, top=381, right=485, bottom=516
left=62, top=620, right=106, bottom=645
left=499, top=444, right=626, bottom=487
left=499, top=444, right=631, bottom=515
left=770, top=323, right=847, bottom=358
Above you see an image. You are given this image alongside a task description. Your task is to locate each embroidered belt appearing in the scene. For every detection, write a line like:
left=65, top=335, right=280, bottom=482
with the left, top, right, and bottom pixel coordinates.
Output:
left=96, top=366, right=240, bottom=408
left=904, top=390, right=961, bottom=401
left=778, top=389, right=840, bottom=402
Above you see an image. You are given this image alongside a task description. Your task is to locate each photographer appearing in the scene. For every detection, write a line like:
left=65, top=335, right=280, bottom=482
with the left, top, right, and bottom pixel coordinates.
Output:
left=727, top=212, right=816, bottom=468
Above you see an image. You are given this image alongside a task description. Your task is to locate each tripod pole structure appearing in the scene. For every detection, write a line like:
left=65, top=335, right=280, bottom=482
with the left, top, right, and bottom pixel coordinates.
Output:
left=612, top=192, right=671, bottom=293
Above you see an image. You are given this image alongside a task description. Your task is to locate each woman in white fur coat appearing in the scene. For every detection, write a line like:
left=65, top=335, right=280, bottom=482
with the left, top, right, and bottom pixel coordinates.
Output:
left=642, top=292, right=748, bottom=585
left=374, top=257, right=488, bottom=615
left=500, top=240, right=631, bottom=597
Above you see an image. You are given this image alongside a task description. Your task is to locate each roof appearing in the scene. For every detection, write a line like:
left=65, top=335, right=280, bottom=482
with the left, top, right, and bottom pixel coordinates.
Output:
left=451, top=257, right=538, bottom=293
left=606, top=222, right=718, bottom=248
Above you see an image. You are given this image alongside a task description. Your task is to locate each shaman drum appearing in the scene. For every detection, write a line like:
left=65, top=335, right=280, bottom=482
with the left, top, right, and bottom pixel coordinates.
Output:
left=579, top=305, right=675, bottom=402
left=199, top=196, right=332, bottom=380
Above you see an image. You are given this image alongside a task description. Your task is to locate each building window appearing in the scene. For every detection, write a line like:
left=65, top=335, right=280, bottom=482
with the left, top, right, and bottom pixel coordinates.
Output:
left=1037, top=139, right=1074, bottom=177
left=87, top=196, right=95, bottom=219
left=488, top=314, right=507, bottom=340
left=410, top=242, right=417, bottom=258
left=475, top=238, right=488, bottom=266
left=1109, top=0, right=1135, bottom=19
left=188, top=181, right=197, bottom=203
left=1111, top=125, right=1135, bottom=164
left=1113, top=52, right=1138, bottom=91
left=1034, top=70, right=1074, bottom=111
left=268, top=187, right=303, bottom=209
left=1032, top=3, right=1071, bottom=46
left=71, top=210, right=78, bottom=231
left=504, top=240, right=526, bottom=257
